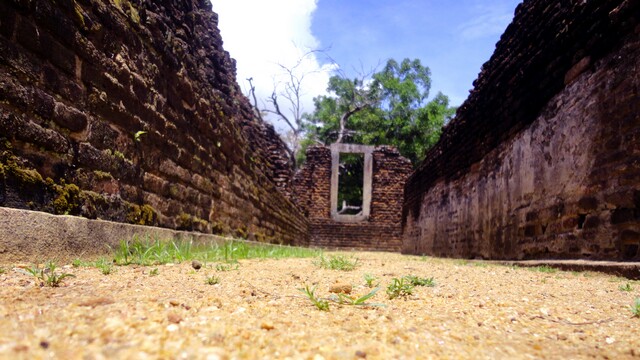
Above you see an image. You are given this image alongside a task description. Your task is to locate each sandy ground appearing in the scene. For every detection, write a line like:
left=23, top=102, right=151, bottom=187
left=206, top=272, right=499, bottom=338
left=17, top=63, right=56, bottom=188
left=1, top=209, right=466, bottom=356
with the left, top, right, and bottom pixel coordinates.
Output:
left=0, top=251, right=639, bottom=359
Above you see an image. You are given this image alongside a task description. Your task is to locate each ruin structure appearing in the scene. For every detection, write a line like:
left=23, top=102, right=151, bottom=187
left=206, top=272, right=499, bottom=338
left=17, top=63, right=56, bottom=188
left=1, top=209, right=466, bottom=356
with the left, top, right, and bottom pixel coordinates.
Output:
left=293, top=145, right=412, bottom=251
left=403, top=0, right=640, bottom=260
left=1, top=0, right=638, bottom=262
left=0, top=0, right=307, bottom=245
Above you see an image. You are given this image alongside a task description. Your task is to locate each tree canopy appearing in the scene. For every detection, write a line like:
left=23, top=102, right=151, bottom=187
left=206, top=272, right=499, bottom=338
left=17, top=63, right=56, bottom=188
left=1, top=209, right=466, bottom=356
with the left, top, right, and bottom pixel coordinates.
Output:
left=300, top=58, right=456, bottom=165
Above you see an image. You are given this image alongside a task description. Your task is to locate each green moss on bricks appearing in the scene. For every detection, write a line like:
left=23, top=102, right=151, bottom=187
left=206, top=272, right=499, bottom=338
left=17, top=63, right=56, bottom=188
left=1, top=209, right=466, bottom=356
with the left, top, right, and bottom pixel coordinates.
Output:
left=52, top=183, right=81, bottom=215
left=176, top=213, right=193, bottom=231
left=127, top=203, right=157, bottom=225
left=93, top=170, right=113, bottom=180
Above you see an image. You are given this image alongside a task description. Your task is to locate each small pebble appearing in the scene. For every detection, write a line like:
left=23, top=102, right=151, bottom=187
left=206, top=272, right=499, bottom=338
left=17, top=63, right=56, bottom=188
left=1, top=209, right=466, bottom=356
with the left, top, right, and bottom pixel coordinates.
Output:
left=260, top=322, right=275, bottom=331
left=355, top=350, right=367, bottom=358
left=329, top=283, right=352, bottom=294
left=168, top=313, right=182, bottom=324
left=192, top=260, right=202, bottom=270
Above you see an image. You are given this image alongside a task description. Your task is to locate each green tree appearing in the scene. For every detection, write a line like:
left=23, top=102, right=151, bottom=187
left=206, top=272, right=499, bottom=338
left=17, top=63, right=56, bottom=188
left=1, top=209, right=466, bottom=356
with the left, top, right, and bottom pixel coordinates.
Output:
left=302, top=58, right=456, bottom=165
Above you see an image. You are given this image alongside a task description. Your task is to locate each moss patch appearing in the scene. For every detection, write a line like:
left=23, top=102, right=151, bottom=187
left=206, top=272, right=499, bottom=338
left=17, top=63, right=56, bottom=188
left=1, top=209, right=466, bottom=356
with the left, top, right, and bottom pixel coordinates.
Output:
left=127, top=203, right=157, bottom=226
left=52, top=182, right=81, bottom=215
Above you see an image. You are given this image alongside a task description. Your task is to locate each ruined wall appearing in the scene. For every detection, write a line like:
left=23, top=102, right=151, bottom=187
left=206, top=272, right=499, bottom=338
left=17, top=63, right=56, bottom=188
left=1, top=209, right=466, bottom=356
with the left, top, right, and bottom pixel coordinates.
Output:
left=0, top=0, right=308, bottom=245
left=294, top=145, right=412, bottom=250
left=403, top=0, right=640, bottom=260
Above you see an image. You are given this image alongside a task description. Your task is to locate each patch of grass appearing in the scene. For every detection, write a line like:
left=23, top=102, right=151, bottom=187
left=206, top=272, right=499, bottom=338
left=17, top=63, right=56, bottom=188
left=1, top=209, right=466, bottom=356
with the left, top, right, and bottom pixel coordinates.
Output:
left=215, top=263, right=239, bottom=272
left=364, top=273, right=378, bottom=288
left=95, top=258, right=114, bottom=275
left=149, top=268, right=159, bottom=276
left=72, top=258, right=83, bottom=268
left=529, top=265, right=557, bottom=274
left=631, top=298, right=640, bottom=318
left=111, top=236, right=321, bottom=266
left=22, top=261, right=75, bottom=287
left=387, top=277, right=414, bottom=299
left=619, top=283, right=634, bottom=292
left=404, top=275, right=436, bottom=287
left=0, top=267, right=5, bottom=275
left=205, top=275, right=220, bottom=285
left=299, top=284, right=330, bottom=311
left=315, top=255, right=359, bottom=271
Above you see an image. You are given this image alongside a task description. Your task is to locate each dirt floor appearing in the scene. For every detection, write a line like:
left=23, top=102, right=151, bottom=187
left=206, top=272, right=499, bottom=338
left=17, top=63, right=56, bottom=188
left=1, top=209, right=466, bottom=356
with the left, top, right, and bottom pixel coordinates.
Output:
left=0, top=251, right=639, bottom=359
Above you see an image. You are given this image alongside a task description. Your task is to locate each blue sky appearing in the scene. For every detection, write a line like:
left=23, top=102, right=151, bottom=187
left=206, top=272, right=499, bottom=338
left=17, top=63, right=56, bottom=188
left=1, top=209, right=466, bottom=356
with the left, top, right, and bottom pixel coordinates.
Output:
left=311, top=0, right=520, bottom=105
left=212, top=0, right=521, bottom=132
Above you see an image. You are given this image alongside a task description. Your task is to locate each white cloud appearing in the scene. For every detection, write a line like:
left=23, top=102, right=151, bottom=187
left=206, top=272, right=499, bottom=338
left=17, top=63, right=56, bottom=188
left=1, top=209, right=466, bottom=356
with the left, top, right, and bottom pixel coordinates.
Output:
left=457, top=5, right=514, bottom=40
left=211, top=0, right=335, bottom=133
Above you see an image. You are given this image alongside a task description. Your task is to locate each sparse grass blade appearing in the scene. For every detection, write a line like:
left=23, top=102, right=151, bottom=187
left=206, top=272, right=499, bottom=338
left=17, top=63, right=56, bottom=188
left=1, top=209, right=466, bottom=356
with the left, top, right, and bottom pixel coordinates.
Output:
left=619, top=283, right=633, bottom=292
left=299, top=284, right=330, bottom=311
left=631, top=298, right=640, bottom=318
left=404, top=275, right=436, bottom=287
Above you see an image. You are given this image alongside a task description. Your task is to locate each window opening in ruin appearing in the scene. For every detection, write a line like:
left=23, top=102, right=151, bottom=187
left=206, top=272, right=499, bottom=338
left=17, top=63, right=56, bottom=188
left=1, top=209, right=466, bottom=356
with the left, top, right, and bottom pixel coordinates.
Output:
left=330, top=143, right=373, bottom=222
left=337, top=153, right=364, bottom=215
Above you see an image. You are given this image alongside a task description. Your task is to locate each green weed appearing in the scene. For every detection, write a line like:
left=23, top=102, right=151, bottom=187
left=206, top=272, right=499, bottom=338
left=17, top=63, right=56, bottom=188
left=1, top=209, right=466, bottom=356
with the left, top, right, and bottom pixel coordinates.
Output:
left=315, top=255, right=359, bottom=271
left=72, top=258, right=83, bottom=268
left=149, top=268, right=159, bottom=276
left=335, top=287, right=383, bottom=307
left=631, top=298, right=640, bottom=318
left=387, top=277, right=414, bottom=299
left=215, top=263, right=239, bottom=272
left=404, top=275, right=436, bottom=287
left=364, top=273, right=378, bottom=288
left=619, top=283, right=634, bottom=292
left=205, top=275, right=220, bottom=285
left=0, top=267, right=5, bottom=275
left=22, top=261, right=75, bottom=287
left=299, top=284, right=330, bottom=311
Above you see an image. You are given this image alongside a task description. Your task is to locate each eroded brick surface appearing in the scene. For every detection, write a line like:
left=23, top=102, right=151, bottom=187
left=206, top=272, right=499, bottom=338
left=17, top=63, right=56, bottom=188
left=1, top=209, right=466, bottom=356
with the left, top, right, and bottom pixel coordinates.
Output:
left=403, top=0, right=640, bottom=260
left=0, top=0, right=307, bottom=245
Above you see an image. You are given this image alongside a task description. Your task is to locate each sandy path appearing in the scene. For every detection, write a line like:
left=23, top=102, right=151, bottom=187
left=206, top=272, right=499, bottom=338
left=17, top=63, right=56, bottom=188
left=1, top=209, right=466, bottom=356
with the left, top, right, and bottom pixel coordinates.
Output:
left=0, top=252, right=638, bottom=359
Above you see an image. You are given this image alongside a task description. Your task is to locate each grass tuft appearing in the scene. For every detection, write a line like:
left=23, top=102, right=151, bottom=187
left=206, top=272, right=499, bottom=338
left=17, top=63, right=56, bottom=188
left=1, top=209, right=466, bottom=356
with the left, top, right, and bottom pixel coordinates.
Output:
left=315, top=255, right=359, bottom=271
left=364, top=273, right=378, bottom=288
left=206, top=275, right=220, bottom=285
left=631, top=298, right=640, bottom=318
left=404, top=275, right=436, bottom=287
left=21, top=261, right=75, bottom=287
left=619, top=283, right=634, bottom=292
left=387, top=277, right=414, bottom=299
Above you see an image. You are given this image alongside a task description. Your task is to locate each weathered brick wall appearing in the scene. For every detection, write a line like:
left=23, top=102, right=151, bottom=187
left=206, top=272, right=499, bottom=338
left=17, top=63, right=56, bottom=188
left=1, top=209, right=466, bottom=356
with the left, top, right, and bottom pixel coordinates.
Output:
left=294, top=145, right=412, bottom=250
left=0, top=0, right=308, bottom=245
left=403, top=0, right=640, bottom=260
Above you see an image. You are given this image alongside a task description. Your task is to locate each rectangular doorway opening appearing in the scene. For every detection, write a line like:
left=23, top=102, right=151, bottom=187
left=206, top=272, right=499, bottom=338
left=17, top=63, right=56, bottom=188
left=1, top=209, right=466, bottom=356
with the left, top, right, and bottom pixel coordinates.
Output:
left=337, top=152, right=364, bottom=215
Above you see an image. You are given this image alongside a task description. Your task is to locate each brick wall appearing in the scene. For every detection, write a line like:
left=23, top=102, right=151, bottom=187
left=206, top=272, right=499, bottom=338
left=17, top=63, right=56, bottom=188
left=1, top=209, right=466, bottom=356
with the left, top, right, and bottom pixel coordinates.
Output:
left=294, top=145, right=411, bottom=250
left=0, top=0, right=308, bottom=245
left=403, top=0, right=640, bottom=260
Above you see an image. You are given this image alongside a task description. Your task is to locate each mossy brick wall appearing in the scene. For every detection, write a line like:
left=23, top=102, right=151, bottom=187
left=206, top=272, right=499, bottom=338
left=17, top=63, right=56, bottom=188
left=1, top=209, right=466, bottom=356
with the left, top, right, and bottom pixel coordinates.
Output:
left=403, top=0, right=640, bottom=260
left=0, top=0, right=308, bottom=245
left=293, top=146, right=412, bottom=251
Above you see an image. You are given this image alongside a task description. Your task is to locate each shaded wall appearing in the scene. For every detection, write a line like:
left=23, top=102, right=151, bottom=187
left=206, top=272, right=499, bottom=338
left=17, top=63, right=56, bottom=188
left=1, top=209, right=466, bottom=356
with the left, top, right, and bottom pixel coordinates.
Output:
left=294, top=146, right=411, bottom=250
left=403, top=0, right=640, bottom=260
left=0, top=0, right=308, bottom=245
